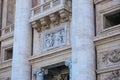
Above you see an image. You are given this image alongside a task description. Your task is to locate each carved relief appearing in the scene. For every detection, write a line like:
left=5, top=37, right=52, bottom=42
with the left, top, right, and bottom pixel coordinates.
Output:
left=45, top=33, right=54, bottom=48
left=104, top=70, right=120, bottom=80
left=102, top=49, right=120, bottom=64
left=45, top=28, right=65, bottom=49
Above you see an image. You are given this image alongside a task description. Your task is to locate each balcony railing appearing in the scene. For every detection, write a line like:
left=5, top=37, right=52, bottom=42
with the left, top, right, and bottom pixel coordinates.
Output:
left=30, top=0, right=71, bottom=19
left=0, top=24, right=14, bottom=36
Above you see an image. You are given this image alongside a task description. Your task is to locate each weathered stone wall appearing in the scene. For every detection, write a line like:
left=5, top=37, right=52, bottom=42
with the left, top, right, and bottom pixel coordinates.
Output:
left=94, top=0, right=120, bottom=80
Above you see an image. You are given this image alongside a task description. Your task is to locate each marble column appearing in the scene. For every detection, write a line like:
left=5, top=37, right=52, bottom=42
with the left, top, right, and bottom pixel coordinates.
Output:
left=11, top=0, right=32, bottom=80
left=71, top=0, right=96, bottom=80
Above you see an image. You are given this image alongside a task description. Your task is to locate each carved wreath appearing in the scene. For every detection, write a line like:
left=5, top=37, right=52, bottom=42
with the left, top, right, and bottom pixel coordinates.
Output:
left=103, top=49, right=120, bottom=64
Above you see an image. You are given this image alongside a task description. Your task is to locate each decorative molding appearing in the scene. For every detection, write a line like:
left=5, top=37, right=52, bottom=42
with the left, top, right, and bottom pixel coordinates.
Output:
left=31, top=21, right=41, bottom=32
left=49, top=13, right=60, bottom=25
left=40, top=17, right=51, bottom=29
left=59, top=10, right=70, bottom=23
left=102, top=49, right=120, bottom=64
left=29, top=45, right=71, bottom=64
left=104, top=70, right=120, bottom=80
left=31, top=10, right=70, bottom=32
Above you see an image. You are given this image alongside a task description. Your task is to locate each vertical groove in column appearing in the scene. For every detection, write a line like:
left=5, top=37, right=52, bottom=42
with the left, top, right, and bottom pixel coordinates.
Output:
left=11, top=0, right=32, bottom=80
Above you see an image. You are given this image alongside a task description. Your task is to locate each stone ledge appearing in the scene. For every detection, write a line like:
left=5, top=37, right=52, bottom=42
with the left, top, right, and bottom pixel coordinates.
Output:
left=94, top=32, right=120, bottom=46
left=94, top=0, right=112, bottom=4
left=0, top=59, right=12, bottom=70
left=96, top=65, right=120, bottom=74
left=0, top=32, right=14, bottom=41
left=29, top=45, right=71, bottom=65
left=0, top=66, right=11, bottom=73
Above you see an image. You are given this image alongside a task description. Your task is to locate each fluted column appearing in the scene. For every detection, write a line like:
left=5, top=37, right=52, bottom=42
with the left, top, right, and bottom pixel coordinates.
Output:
left=71, top=0, right=96, bottom=80
left=11, top=0, right=32, bottom=80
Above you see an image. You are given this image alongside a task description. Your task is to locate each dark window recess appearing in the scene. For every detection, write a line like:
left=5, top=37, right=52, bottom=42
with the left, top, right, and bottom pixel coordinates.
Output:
left=104, top=9, right=120, bottom=28
left=4, top=47, right=13, bottom=60
left=6, top=77, right=11, bottom=80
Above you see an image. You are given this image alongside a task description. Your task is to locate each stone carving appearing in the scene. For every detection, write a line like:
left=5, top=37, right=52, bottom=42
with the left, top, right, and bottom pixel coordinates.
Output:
left=46, top=33, right=54, bottom=48
left=33, top=68, right=46, bottom=80
left=65, top=59, right=72, bottom=80
left=59, top=10, right=70, bottom=22
left=31, top=21, right=41, bottom=32
left=104, top=70, right=120, bottom=80
left=49, top=13, right=60, bottom=25
left=45, top=28, right=65, bottom=48
left=103, top=49, right=120, bottom=64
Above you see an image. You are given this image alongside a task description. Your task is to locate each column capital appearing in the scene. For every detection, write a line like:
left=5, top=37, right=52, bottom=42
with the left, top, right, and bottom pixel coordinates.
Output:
left=33, top=67, right=44, bottom=80
left=65, top=59, right=72, bottom=68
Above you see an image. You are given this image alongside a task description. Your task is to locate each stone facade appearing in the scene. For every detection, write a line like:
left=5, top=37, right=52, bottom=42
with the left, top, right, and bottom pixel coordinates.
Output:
left=0, top=0, right=120, bottom=80
left=94, top=0, right=120, bottom=80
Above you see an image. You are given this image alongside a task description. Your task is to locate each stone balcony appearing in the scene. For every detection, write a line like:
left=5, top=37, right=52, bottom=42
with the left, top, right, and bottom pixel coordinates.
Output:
left=30, top=0, right=72, bottom=32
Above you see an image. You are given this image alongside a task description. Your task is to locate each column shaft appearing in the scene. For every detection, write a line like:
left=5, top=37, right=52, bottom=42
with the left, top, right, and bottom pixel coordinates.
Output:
left=71, top=0, right=96, bottom=80
left=11, top=0, right=32, bottom=80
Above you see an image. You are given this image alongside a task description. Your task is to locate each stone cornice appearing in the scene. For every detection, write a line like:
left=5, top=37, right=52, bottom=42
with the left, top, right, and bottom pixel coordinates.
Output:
left=31, top=9, right=71, bottom=32
left=94, top=32, right=120, bottom=46
left=29, top=45, right=71, bottom=65
left=94, top=0, right=112, bottom=4
left=96, top=65, right=120, bottom=74
left=0, top=32, right=14, bottom=41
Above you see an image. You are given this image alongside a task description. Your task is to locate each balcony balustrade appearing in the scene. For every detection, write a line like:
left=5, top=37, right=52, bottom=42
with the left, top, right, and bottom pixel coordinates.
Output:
left=30, top=0, right=71, bottom=22
left=30, top=0, right=72, bottom=32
